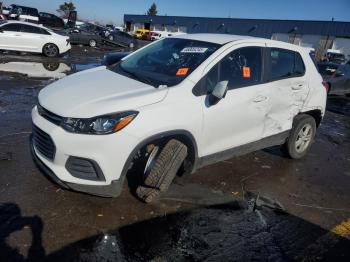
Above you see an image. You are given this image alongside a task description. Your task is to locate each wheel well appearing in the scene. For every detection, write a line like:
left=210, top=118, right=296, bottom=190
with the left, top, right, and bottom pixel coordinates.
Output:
left=145, top=133, right=197, bottom=174
left=300, top=109, right=323, bottom=127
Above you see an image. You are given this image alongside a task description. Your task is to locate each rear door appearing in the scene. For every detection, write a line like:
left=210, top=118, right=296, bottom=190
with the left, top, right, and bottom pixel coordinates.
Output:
left=0, top=23, right=22, bottom=50
left=19, top=24, right=48, bottom=52
left=263, top=46, right=309, bottom=137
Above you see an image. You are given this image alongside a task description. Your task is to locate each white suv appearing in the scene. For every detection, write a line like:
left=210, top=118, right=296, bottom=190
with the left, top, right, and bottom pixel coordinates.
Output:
left=31, top=34, right=327, bottom=202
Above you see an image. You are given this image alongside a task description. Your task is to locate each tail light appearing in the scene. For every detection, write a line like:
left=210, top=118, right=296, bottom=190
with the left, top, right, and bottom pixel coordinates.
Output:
left=322, top=81, right=329, bottom=93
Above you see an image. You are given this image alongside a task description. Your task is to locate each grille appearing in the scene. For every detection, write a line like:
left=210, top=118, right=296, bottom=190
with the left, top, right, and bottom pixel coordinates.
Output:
left=32, top=125, right=56, bottom=161
left=37, top=104, right=63, bottom=126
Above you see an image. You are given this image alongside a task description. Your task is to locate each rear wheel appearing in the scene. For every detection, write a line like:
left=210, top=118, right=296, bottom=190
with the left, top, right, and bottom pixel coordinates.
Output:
left=43, top=43, right=59, bottom=57
left=136, top=139, right=188, bottom=203
left=89, top=39, right=97, bottom=47
left=281, top=114, right=316, bottom=159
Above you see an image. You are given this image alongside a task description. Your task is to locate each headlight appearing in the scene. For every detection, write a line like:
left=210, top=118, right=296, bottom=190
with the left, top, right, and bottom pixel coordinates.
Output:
left=61, top=111, right=138, bottom=135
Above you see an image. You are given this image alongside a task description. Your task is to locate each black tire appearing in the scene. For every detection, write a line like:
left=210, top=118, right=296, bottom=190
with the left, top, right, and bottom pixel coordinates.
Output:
left=42, top=43, right=59, bottom=57
left=136, top=139, right=188, bottom=203
left=281, top=114, right=316, bottom=159
left=89, top=39, right=97, bottom=47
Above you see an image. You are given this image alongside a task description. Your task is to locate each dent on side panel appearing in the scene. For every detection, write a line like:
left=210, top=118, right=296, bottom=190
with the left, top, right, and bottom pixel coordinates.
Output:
left=262, top=78, right=310, bottom=138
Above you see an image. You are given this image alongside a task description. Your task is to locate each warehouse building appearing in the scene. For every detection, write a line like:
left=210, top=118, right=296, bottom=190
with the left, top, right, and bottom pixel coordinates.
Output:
left=124, top=14, right=350, bottom=61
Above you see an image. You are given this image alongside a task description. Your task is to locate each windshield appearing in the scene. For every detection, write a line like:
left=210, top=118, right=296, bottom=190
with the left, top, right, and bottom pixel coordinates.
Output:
left=115, top=38, right=221, bottom=87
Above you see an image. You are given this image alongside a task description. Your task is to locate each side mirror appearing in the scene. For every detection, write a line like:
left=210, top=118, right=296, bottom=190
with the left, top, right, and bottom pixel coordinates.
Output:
left=0, top=28, right=3, bottom=33
left=208, top=81, right=228, bottom=106
left=211, top=81, right=228, bottom=100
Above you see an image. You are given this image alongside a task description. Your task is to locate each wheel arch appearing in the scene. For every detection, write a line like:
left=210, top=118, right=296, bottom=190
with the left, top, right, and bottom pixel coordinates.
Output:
left=120, top=130, right=199, bottom=183
left=297, top=109, right=323, bottom=127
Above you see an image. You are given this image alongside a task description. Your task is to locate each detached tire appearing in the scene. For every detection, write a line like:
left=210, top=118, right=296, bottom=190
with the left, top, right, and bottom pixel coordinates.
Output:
left=43, top=43, right=59, bottom=57
left=282, top=114, right=316, bottom=159
left=136, top=139, right=188, bottom=203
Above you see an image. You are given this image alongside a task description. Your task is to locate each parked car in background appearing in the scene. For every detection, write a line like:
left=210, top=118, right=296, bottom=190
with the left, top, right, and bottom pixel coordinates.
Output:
left=324, top=49, right=346, bottom=64
left=107, top=30, right=137, bottom=48
left=31, top=34, right=326, bottom=202
left=0, top=21, right=71, bottom=57
left=8, top=4, right=39, bottom=24
left=318, top=62, right=350, bottom=95
left=1, top=6, right=10, bottom=16
left=151, top=31, right=186, bottom=41
left=134, top=28, right=149, bottom=39
left=39, top=12, right=64, bottom=29
left=68, top=28, right=102, bottom=47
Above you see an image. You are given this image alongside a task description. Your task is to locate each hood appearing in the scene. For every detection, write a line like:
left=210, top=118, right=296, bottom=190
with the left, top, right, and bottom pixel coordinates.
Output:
left=39, top=66, right=168, bottom=118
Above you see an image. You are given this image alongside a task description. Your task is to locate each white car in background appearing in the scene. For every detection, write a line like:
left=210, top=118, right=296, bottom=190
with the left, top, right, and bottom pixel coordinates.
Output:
left=0, top=21, right=71, bottom=57
left=31, top=34, right=326, bottom=202
left=151, top=31, right=186, bottom=41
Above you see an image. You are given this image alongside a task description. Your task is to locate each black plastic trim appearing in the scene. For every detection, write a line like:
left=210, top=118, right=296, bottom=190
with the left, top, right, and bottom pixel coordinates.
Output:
left=197, top=130, right=290, bottom=169
left=65, top=156, right=106, bottom=182
left=30, top=136, right=123, bottom=197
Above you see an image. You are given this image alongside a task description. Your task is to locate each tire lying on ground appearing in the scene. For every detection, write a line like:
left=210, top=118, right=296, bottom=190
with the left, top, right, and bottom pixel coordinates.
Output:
left=136, top=139, right=188, bottom=203
left=281, top=114, right=316, bottom=159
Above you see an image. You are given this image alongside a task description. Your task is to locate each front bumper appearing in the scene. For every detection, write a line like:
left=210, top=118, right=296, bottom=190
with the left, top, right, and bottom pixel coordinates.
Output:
left=31, top=106, right=138, bottom=197
left=30, top=136, right=124, bottom=197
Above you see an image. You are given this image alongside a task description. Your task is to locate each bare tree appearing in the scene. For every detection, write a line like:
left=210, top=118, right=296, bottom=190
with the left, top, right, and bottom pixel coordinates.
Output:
left=57, top=1, right=76, bottom=19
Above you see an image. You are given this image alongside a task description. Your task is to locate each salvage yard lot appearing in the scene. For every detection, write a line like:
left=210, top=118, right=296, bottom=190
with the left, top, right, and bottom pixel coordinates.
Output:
left=0, top=47, right=350, bottom=261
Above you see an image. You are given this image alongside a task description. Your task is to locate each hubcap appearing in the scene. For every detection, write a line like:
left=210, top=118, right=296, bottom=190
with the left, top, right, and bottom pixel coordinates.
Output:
left=295, top=123, right=313, bottom=153
left=44, top=44, right=57, bottom=56
left=90, top=40, right=96, bottom=47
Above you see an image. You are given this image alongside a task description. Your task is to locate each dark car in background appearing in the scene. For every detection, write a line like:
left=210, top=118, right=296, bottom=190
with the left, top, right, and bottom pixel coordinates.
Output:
left=68, top=28, right=102, bottom=47
left=107, top=30, right=137, bottom=48
left=8, top=4, right=39, bottom=24
left=68, top=23, right=107, bottom=47
left=318, top=62, right=350, bottom=95
left=39, top=12, right=64, bottom=29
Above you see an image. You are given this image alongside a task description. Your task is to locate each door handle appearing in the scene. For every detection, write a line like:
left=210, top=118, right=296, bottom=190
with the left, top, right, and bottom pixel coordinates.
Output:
left=292, top=84, right=304, bottom=90
left=253, top=95, right=267, bottom=103
left=14, top=34, right=21, bottom=36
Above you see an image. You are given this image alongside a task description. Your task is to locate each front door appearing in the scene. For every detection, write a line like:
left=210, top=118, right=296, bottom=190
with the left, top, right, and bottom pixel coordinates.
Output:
left=199, top=45, right=270, bottom=157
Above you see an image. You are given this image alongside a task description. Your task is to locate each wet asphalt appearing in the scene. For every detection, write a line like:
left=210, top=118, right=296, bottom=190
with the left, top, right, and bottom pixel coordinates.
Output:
left=0, top=46, right=350, bottom=261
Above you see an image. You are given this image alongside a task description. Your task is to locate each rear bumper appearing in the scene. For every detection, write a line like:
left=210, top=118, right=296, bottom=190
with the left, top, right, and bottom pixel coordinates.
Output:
left=30, top=135, right=124, bottom=197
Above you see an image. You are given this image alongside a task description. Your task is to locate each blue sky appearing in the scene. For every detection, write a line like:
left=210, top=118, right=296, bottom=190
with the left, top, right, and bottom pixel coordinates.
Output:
left=3, top=0, right=350, bottom=25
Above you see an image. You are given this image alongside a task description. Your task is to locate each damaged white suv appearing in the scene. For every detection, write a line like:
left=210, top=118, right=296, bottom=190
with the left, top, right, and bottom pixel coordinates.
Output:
left=31, top=34, right=327, bottom=202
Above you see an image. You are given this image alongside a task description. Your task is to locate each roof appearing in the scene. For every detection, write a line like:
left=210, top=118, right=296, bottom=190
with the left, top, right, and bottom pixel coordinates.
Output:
left=172, top=33, right=254, bottom=44
left=124, top=14, right=350, bottom=38
left=2, top=20, right=47, bottom=29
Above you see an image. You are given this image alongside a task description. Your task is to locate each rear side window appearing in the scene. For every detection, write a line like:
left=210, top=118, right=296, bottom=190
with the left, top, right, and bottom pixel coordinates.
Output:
left=269, top=48, right=305, bottom=80
left=21, top=24, right=50, bottom=35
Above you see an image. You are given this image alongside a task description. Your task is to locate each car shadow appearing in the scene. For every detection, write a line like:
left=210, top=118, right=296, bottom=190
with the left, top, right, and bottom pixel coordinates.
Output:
left=0, top=203, right=45, bottom=262
left=46, top=198, right=350, bottom=262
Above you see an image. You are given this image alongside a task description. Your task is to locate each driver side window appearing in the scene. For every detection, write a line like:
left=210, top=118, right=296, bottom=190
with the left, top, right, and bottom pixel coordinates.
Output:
left=203, top=47, right=263, bottom=94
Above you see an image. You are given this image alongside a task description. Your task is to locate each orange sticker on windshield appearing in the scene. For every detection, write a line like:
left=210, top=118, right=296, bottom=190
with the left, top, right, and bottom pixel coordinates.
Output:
left=243, top=66, right=251, bottom=78
left=176, top=68, right=189, bottom=76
